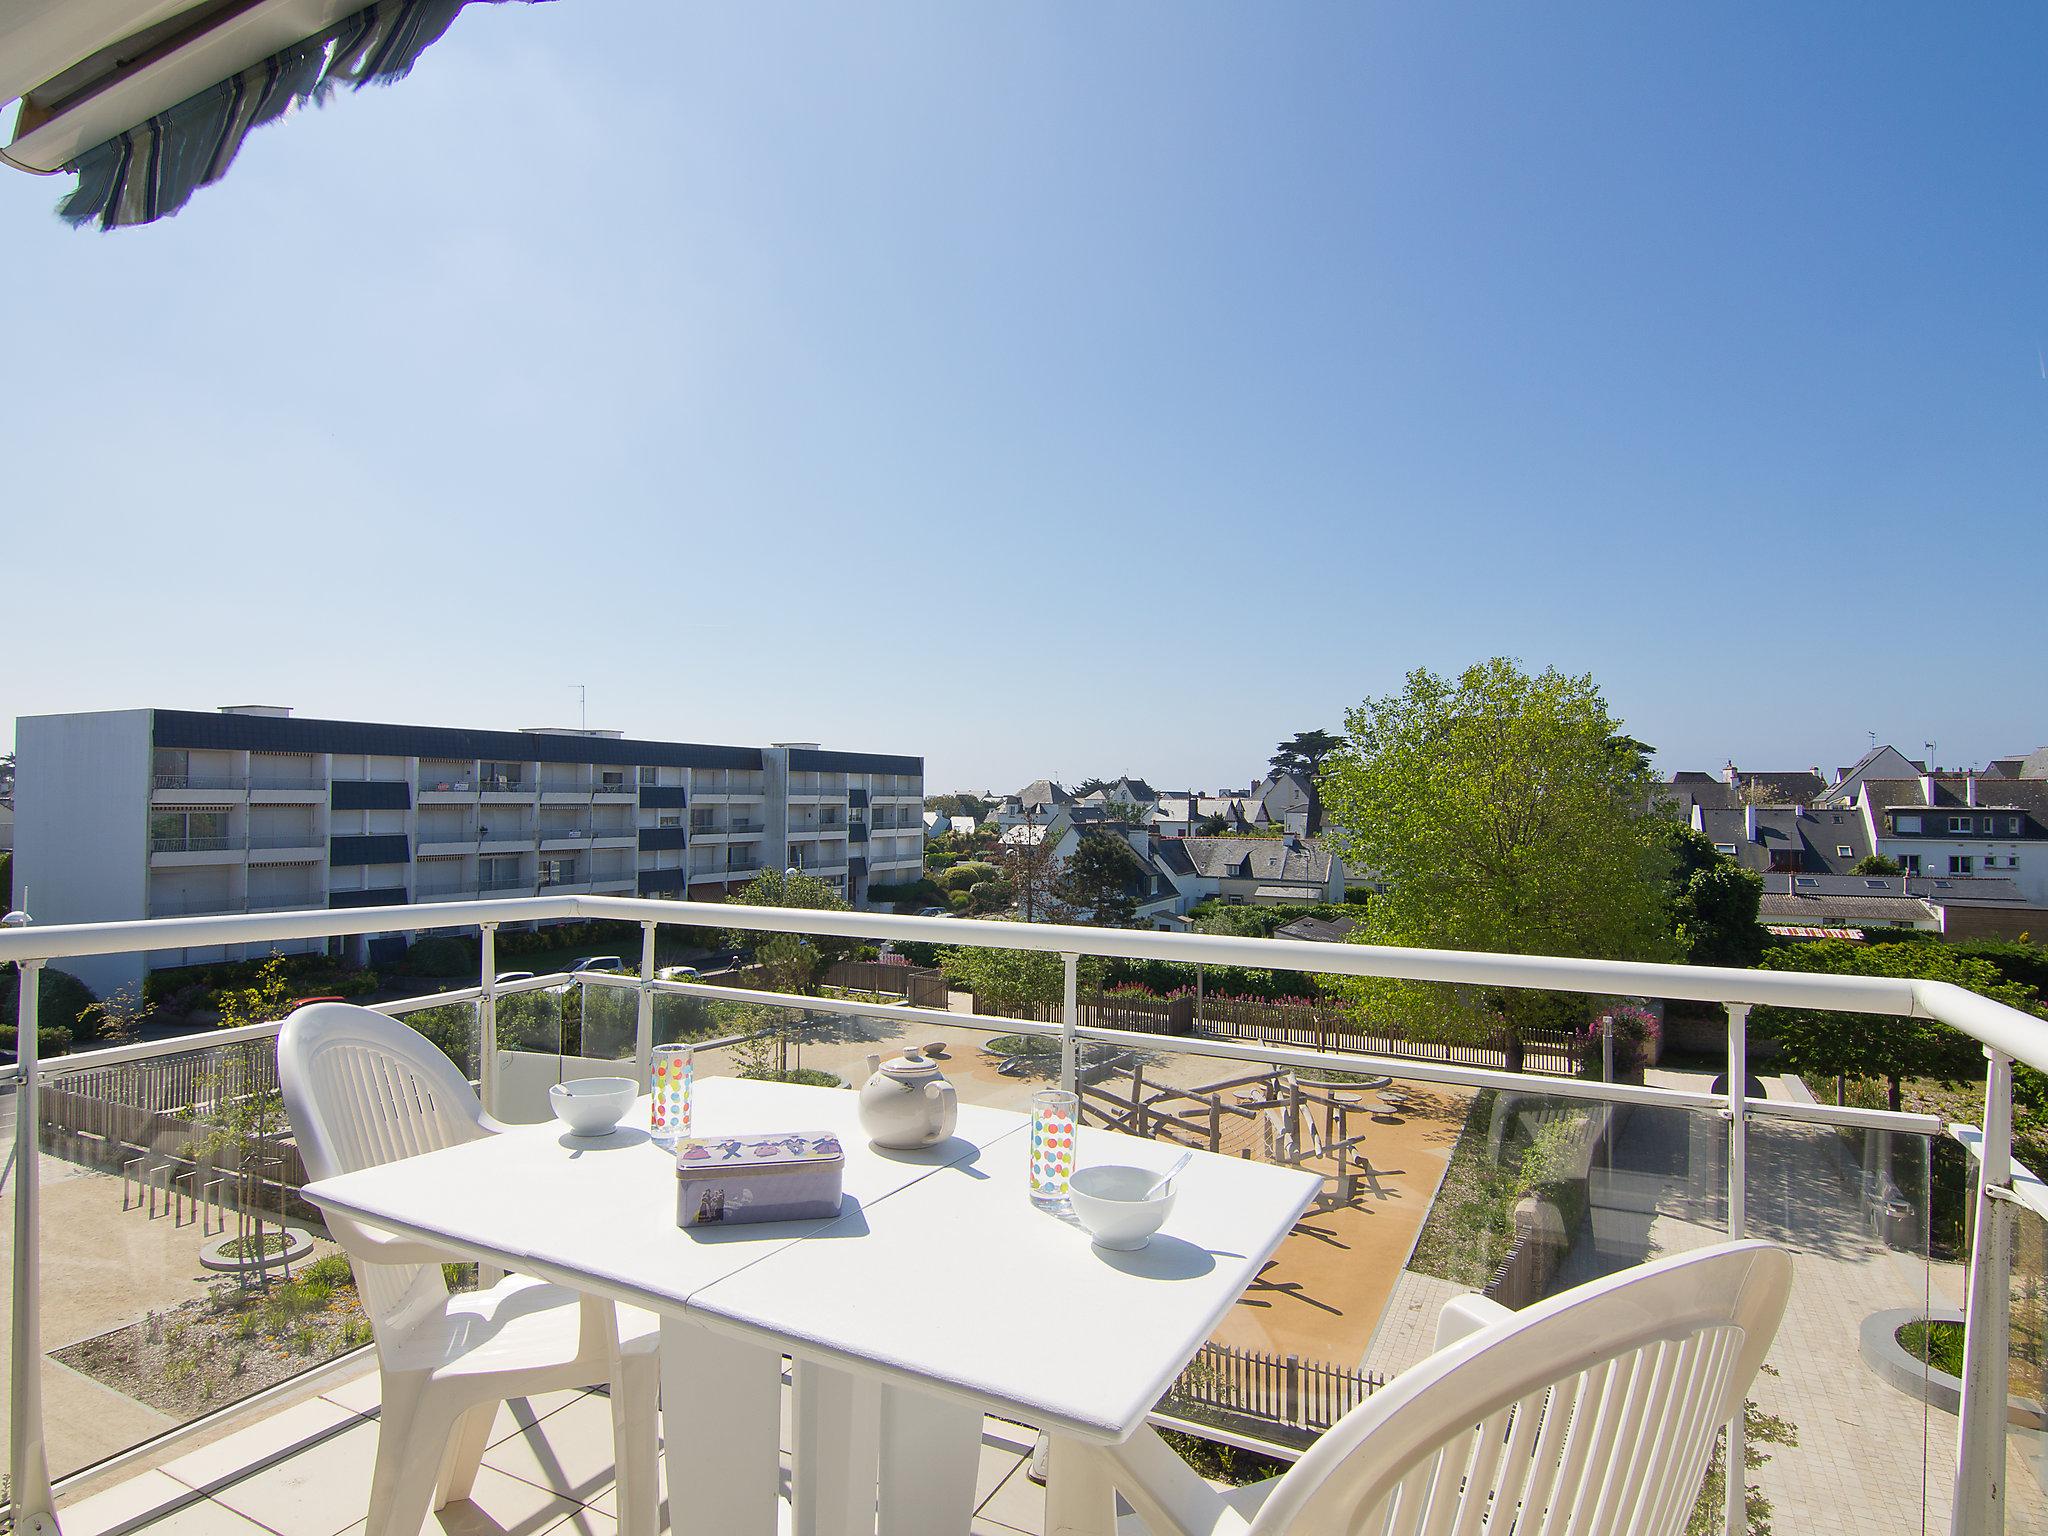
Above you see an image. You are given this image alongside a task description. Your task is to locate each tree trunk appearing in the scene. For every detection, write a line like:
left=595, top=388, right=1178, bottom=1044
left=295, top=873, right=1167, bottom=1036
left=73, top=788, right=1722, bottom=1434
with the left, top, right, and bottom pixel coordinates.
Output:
left=1502, top=1032, right=1526, bottom=1076
left=1888, top=1074, right=1903, bottom=1114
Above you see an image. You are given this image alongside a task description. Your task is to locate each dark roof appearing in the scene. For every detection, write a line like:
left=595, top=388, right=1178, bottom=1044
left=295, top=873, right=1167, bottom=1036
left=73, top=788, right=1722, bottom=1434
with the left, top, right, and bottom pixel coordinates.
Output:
left=1182, top=836, right=1334, bottom=883
left=1761, top=872, right=2035, bottom=908
left=154, top=708, right=765, bottom=770
left=1017, top=778, right=1071, bottom=808
left=1152, top=839, right=1197, bottom=877
left=1273, top=914, right=1357, bottom=943
left=1696, top=806, right=1872, bottom=875
left=1659, top=770, right=1825, bottom=812
left=1863, top=778, right=2048, bottom=819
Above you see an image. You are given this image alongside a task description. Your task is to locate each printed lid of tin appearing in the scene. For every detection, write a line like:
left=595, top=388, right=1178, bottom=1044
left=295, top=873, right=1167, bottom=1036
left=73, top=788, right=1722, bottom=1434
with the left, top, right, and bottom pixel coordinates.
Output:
left=674, top=1131, right=845, bottom=1171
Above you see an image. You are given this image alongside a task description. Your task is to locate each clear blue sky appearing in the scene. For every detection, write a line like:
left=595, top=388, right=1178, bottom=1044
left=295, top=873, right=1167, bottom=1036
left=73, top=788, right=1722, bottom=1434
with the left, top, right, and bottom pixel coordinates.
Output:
left=4, top=3, right=2043, bottom=792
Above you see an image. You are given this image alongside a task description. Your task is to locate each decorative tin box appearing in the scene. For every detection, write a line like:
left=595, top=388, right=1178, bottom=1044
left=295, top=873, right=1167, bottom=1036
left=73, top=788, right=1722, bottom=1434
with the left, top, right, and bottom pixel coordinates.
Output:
left=675, top=1131, right=846, bottom=1228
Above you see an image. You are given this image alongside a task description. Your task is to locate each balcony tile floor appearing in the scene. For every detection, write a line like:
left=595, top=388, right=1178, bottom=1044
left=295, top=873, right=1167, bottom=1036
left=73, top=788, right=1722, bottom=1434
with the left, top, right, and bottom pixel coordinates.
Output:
left=58, top=1366, right=1048, bottom=1536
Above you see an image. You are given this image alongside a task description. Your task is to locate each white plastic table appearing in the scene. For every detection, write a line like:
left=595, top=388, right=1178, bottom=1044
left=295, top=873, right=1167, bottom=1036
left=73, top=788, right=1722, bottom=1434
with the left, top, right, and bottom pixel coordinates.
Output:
left=303, top=1076, right=1319, bottom=1536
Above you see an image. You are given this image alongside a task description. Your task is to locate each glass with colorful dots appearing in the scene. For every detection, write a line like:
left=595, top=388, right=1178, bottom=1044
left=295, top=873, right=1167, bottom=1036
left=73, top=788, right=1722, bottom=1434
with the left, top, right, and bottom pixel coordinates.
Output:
left=650, top=1044, right=694, bottom=1147
left=1029, top=1088, right=1078, bottom=1209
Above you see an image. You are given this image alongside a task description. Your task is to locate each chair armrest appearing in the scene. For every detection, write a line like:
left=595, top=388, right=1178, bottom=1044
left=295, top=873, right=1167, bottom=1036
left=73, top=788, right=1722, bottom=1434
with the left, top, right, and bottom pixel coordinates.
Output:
left=1433, top=1293, right=1515, bottom=1351
left=1072, top=1428, right=1256, bottom=1536
left=330, top=1214, right=469, bottom=1269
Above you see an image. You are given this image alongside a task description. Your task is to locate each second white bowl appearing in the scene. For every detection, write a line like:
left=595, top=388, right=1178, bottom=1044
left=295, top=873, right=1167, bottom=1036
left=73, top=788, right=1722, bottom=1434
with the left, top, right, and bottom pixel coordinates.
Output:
left=1068, top=1163, right=1177, bottom=1251
left=549, top=1076, right=638, bottom=1136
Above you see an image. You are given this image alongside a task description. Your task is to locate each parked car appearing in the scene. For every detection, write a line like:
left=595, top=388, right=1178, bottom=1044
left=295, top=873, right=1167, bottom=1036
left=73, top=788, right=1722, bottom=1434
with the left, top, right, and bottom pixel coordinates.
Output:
left=916, top=906, right=948, bottom=918
left=568, top=956, right=625, bottom=974
left=656, top=965, right=699, bottom=983
left=493, top=971, right=536, bottom=986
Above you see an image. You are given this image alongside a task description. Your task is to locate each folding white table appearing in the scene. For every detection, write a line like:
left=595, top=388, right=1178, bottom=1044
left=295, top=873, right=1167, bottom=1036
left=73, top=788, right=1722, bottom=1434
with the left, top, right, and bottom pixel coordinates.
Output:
left=302, top=1076, right=1320, bottom=1536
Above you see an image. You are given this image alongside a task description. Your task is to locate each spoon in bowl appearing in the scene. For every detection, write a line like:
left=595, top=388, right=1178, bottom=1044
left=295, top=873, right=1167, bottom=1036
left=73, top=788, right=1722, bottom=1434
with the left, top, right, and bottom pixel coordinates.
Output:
left=1142, top=1151, right=1194, bottom=1201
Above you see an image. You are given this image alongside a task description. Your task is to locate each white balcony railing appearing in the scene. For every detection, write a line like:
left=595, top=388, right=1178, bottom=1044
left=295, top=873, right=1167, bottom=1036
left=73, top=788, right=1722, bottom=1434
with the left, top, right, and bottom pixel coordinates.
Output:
left=0, top=898, right=2041, bottom=1534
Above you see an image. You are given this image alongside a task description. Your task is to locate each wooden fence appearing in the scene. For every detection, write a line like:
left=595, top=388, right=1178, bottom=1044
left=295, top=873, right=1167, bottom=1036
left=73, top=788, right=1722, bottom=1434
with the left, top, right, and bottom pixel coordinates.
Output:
left=1164, top=1342, right=1382, bottom=1436
left=1078, top=991, right=1581, bottom=1077
left=822, top=961, right=950, bottom=1010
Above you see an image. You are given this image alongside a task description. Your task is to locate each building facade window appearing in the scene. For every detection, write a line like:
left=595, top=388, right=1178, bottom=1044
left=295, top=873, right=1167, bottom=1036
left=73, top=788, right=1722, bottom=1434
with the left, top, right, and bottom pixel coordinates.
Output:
left=1899, top=854, right=1921, bottom=873
left=1949, top=855, right=1974, bottom=875
left=1949, top=816, right=1972, bottom=833
left=540, top=857, right=578, bottom=887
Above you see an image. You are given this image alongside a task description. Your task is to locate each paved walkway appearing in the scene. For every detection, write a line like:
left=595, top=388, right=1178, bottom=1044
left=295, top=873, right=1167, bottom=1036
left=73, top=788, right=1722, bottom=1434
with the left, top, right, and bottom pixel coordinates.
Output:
left=1361, top=1084, right=2044, bottom=1534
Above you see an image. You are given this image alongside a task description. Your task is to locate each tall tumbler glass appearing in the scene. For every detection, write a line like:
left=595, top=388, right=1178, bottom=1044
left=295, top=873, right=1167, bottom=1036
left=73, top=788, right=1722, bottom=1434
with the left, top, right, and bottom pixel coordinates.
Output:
left=650, top=1044, right=694, bottom=1147
left=1030, top=1089, right=1078, bottom=1209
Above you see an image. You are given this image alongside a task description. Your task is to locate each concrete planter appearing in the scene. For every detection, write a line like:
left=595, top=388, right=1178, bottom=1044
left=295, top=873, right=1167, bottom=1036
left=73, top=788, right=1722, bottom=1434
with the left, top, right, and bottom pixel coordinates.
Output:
left=1860, top=1308, right=2048, bottom=1430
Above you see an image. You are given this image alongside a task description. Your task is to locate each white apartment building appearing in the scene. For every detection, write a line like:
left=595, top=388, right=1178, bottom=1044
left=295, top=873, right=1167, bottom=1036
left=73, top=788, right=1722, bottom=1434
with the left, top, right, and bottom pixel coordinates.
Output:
left=13, top=707, right=924, bottom=993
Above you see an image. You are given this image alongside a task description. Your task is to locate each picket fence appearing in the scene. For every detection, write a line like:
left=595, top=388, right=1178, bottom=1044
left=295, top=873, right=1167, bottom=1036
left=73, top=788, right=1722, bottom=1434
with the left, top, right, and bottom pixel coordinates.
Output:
left=1165, top=1341, right=1383, bottom=1435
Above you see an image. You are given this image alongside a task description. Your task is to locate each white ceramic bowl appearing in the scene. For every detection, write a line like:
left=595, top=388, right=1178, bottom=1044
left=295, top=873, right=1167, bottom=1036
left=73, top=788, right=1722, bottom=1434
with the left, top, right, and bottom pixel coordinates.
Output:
left=549, top=1077, right=638, bottom=1136
left=1068, top=1163, right=1177, bottom=1251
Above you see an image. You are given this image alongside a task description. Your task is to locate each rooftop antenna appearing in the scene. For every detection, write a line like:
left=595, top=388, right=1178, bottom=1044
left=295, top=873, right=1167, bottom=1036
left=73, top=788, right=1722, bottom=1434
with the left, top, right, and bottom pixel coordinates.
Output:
left=1924, top=741, right=1938, bottom=770
left=573, top=684, right=587, bottom=732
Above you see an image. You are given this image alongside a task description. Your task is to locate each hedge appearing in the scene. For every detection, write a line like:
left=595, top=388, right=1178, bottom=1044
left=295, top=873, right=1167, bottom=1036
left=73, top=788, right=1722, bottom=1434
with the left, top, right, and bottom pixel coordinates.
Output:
left=0, top=1025, right=72, bottom=1058
left=0, top=965, right=99, bottom=1042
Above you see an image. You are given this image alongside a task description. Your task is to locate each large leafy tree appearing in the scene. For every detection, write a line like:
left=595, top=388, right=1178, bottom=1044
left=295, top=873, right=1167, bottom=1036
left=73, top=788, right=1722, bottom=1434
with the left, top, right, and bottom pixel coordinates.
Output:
left=1755, top=940, right=2042, bottom=1112
left=1057, top=832, right=1149, bottom=927
left=1661, top=826, right=1765, bottom=967
left=1270, top=729, right=1343, bottom=834
left=1322, top=660, right=1676, bottom=1069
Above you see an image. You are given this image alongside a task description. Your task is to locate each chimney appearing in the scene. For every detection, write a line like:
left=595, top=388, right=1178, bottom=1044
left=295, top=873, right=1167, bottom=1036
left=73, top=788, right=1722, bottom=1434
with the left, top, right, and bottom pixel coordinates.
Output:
left=1966, top=774, right=1978, bottom=807
left=1921, top=773, right=1937, bottom=803
left=1744, top=805, right=1759, bottom=842
left=1724, top=760, right=1739, bottom=786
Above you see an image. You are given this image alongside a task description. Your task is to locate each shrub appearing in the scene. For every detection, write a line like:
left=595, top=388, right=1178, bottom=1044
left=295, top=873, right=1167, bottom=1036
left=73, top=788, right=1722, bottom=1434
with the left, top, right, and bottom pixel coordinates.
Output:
left=0, top=965, right=98, bottom=1041
left=397, top=935, right=476, bottom=977
left=869, top=878, right=942, bottom=910
left=0, top=1025, right=72, bottom=1058
left=934, top=861, right=999, bottom=894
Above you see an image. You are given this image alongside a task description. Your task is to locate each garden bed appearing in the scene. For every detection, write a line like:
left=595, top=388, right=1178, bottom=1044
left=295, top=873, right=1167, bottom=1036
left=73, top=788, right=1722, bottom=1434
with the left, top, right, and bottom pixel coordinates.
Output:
left=53, top=1255, right=371, bottom=1419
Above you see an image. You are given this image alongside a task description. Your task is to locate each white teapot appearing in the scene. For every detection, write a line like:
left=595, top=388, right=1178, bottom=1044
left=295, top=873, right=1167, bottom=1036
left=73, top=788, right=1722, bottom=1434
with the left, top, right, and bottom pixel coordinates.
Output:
left=858, top=1049, right=959, bottom=1149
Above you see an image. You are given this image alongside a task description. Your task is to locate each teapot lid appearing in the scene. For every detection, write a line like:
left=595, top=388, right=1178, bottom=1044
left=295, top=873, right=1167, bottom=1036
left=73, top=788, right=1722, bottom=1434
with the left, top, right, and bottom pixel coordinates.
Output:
left=877, top=1049, right=944, bottom=1081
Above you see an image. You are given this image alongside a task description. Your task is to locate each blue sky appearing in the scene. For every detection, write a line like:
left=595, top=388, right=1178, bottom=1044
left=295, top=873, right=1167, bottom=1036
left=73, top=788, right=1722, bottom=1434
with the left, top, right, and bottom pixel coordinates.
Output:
left=4, top=3, right=2043, bottom=792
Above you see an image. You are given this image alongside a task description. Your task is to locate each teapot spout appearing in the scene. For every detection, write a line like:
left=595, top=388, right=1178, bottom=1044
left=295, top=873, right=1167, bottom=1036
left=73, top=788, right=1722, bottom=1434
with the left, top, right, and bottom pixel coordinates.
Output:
left=865, top=1052, right=882, bottom=1077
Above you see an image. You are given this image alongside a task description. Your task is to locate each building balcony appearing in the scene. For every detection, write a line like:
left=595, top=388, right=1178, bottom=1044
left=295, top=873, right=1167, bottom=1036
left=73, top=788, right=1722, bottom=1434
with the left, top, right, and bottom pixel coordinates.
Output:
left=416, top=778, right=480, bottom=801
left=539, top=828, right=596, bottom=849
left=3, top=899, right=2041, bottom=1536
left=479, top=778, right=535, bottom=798
left=540, top=786, right=594, bottom=804
left=247, top=777, right=327, bottom=803
left=414, top=828, right=477, bottom=855
left=147, top=835, right=240, bottom=865
left=478, top=828, right=536, bottom=851
left=245, top=832, right=324, bottom=861
left=150, top=776, right=244, bottom=806
left=591, top=828, right=638, bottom=846
left=593, top=782, right=637, bottom=800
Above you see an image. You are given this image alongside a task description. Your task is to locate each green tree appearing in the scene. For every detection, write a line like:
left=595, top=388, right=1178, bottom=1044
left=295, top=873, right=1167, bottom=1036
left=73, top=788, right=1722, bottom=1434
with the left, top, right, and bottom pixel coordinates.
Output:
left=1057, top=832, right=1149, bottom=927
left=1322, top=660, right=1676, bottom=1070
left=1754, top=940, right=2042, bottom=1111
left=938, top=945, right=1102, bottom=1017
left=1661, top=826, right=1765, bottom=967
left=1270, top=729, right=1343, bottom=834
left=1195, top=813, right=1230, bottom=836
left=1853, top=854, right=1904, bottom=876
left=724, top=869, right=855, bottom=996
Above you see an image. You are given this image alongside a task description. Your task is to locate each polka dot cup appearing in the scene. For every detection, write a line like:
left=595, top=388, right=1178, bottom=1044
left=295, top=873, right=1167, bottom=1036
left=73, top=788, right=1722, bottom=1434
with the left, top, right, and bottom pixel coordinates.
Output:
left=1030, top=1088, right=1078, bottom=1209
left=650, top=1045, right=694, bottom=1146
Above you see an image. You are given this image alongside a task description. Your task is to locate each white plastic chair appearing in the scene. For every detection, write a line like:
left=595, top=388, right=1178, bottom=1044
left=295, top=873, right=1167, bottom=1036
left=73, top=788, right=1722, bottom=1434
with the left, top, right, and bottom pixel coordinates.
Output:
left=279, top=1002, right=660, bottom=1536
left=1053, top=1239, right=1792, bottom=1536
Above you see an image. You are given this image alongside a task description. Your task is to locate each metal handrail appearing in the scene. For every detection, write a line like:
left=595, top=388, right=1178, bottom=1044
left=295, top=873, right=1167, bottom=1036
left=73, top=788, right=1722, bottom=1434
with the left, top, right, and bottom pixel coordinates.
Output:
left=2, top=894, right=2041, bottom=1532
